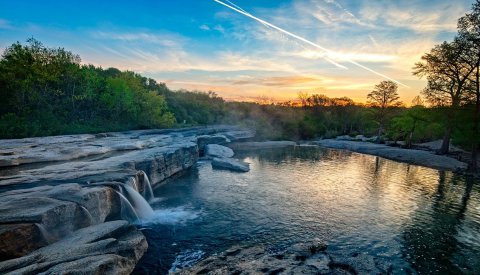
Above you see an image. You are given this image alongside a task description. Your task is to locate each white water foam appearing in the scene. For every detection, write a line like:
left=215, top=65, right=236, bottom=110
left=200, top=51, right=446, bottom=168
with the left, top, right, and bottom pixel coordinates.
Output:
left=168, top=249, right=205, bottom=273
left=139, top=206, right=201, bottom=225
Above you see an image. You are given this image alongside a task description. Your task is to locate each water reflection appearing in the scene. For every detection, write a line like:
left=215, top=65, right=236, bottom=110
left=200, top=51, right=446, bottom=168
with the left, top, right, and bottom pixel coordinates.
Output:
left=136, top=147, right=480, bottom=274
left=401, top=172, right=479, bottom=274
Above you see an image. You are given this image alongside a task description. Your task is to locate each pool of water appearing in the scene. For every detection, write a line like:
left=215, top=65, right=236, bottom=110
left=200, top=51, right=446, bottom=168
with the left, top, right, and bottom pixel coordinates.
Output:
left=133, top=146, right=480, bottom=274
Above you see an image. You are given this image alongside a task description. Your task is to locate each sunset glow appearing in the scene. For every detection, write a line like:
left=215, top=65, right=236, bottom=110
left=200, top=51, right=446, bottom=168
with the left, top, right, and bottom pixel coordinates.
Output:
left=0, top=0, right=472, bottom=103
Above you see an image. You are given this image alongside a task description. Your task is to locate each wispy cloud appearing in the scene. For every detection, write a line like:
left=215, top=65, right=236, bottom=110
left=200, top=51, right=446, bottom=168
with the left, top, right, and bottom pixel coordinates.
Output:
left=358, top=1, right=468, bottom=33
left=91, top=31, right=184, bottom=47
left=199, top=24, right=210, bottom=31
left=0, top=18, right=13, bottom=30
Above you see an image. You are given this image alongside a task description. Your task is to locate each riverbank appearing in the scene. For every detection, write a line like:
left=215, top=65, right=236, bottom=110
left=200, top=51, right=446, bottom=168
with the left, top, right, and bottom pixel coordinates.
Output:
left=312, top=139, right=468, bottom=172
left=0, top=126, right=254, bottom=274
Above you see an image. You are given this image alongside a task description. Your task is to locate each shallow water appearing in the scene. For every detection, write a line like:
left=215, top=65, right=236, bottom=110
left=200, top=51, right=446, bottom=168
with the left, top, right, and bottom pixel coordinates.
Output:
left=133, top=147, right=480, bottom=274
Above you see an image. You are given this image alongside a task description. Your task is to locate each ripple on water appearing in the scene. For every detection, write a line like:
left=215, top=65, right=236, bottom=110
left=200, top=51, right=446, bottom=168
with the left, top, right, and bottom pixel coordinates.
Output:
left=133, top=147, right=480, bottom=275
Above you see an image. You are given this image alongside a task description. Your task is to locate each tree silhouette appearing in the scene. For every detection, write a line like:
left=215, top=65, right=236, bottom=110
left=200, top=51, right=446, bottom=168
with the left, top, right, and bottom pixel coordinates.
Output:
left=367, top=80, right=402, bottom=136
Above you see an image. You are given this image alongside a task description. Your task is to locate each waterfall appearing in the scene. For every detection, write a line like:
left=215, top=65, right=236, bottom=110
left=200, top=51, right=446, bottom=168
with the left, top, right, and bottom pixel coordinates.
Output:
left=35, top=223, right=53, bottom=244
left=80, top=205, right=94, bottom=225
left=140, top=170, right=155, bottom=202
left=127, top=177, right=139, bottom=192
left=124, top=185, right=155, bottom=219
left=116, top=190, right=139, bottom=222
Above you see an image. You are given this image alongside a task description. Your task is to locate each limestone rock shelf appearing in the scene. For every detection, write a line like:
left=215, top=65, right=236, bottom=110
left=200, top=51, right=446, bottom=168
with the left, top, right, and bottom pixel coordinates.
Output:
left=0, top=126, right=254, bottom=274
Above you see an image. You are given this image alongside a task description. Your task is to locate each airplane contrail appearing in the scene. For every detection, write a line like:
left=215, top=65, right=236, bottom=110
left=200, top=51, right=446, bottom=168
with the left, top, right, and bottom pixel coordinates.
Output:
left=213, top=0, right=409, bottom=87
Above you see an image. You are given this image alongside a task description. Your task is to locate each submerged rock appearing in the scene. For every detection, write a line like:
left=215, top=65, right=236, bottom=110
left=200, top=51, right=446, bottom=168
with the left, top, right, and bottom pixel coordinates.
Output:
left=211, top=157, right=250, bottom=172
left=0, top=221, right=147, bottom=275
left=205, top=144, right=235, bottom=158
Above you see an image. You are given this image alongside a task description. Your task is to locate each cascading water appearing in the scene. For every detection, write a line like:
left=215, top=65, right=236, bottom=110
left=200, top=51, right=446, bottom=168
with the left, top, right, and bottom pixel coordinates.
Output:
left=140, top=171, right=155, bottom=202
left=127, top=177, right=139, bottom=192
left=116, top=189, right=139, bottom=222
left=124, top=185, right=155, bottom=219
left=79, top=205, right=94, bottom=225
left=35, top=223, right=53, bottom=243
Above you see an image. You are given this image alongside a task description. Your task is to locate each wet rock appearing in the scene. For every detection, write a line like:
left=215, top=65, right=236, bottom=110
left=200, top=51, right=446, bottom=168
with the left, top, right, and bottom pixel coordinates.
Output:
left=328, top=251, right=393, bottom=275
left=177, top=240, right=399, bottom=275
left=0, top=224, right=47, bottom=261
left=205, top=144, right=235, bottom=158
left=0, top=221, right=147, bottom=275
left=177, top=241, right=331, bottom=275
left=211, top=157, right=250, bottom=172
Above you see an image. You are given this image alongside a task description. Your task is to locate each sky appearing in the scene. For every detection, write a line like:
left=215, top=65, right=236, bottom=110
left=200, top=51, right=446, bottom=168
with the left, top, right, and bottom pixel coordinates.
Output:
left=0, top=0, right=474, bottom=103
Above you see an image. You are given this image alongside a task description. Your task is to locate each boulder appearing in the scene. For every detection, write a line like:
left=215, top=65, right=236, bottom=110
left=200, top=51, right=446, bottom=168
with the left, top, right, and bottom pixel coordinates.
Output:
left=211, top=158, right=250, bottom=172
left=205, top=144, right=234, bottom=158
left=197, top=135, right=230, bottom=152
left=0, top=221, right=147, bottom=275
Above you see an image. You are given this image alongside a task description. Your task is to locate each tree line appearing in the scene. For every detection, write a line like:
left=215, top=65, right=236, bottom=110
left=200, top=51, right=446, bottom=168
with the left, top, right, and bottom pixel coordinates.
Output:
left=0, top=1, right=479, bottom=172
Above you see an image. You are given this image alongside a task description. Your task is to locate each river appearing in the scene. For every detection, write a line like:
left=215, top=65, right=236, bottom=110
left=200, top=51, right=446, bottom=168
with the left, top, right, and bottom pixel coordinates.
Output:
left=133, top=146, right=480, bottom=274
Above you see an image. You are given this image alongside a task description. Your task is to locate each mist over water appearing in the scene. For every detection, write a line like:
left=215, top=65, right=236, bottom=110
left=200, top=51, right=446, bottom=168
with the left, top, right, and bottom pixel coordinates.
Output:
left=134, top=147, right=480, bottom=274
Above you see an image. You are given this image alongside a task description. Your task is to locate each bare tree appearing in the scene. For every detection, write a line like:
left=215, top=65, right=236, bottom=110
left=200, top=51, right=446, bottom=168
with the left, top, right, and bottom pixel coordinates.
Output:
left=367, top=80, right=402, bottom=135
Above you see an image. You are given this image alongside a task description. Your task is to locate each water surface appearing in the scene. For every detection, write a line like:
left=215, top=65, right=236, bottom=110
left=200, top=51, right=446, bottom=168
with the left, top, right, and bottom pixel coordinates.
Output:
left=134, top=147, right=480, bottom=274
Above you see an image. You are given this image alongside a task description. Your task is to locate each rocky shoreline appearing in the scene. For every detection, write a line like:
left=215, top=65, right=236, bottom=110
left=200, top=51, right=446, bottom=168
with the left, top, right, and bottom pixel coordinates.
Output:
left=177, top=240, right=397, bottom=274
left=0, top=126, right=254, bottom=274
left=312, top=139, right=468, bottom=172
left=0, top=129, right=470, bottom=274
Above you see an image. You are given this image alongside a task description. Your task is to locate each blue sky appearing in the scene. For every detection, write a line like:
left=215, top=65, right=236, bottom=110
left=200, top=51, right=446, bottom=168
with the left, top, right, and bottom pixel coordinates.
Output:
left=0, top=0, right=474, bottom=103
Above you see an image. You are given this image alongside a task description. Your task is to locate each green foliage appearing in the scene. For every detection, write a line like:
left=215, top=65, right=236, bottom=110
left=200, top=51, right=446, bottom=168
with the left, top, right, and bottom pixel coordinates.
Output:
left=0, top=39, right=174, bottom=138
left=387, top=106, right=444, bottom=147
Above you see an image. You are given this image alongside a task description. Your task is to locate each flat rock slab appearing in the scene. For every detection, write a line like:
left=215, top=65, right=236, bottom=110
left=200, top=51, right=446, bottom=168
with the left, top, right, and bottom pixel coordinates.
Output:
left=212, top=157, right=250, bottom=172
left=0, top=220, right=147, bottom=275
left=314, top=139, right=468, bottom=172
left=0, top=126, right=253, bottom=168
left=205, top=144, right=234, bottom=158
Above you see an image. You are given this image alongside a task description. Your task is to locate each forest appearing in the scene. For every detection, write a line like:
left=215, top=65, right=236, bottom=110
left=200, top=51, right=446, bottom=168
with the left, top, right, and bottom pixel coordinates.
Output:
left=0, top=3, right=479, bottom=172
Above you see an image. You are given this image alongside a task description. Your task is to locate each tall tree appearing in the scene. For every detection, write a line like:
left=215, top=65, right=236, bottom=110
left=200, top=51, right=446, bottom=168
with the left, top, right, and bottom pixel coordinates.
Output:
left=458, top=0, right=480, bottom=172
left=367, top=80, right=402, bottom=136
left=413, top=40, right=475, bottom=154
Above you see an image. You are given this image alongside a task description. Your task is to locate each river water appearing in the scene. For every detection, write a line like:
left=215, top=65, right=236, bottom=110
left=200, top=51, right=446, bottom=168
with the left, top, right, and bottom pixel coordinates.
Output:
left=133, top=146, right=480, bottom=274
